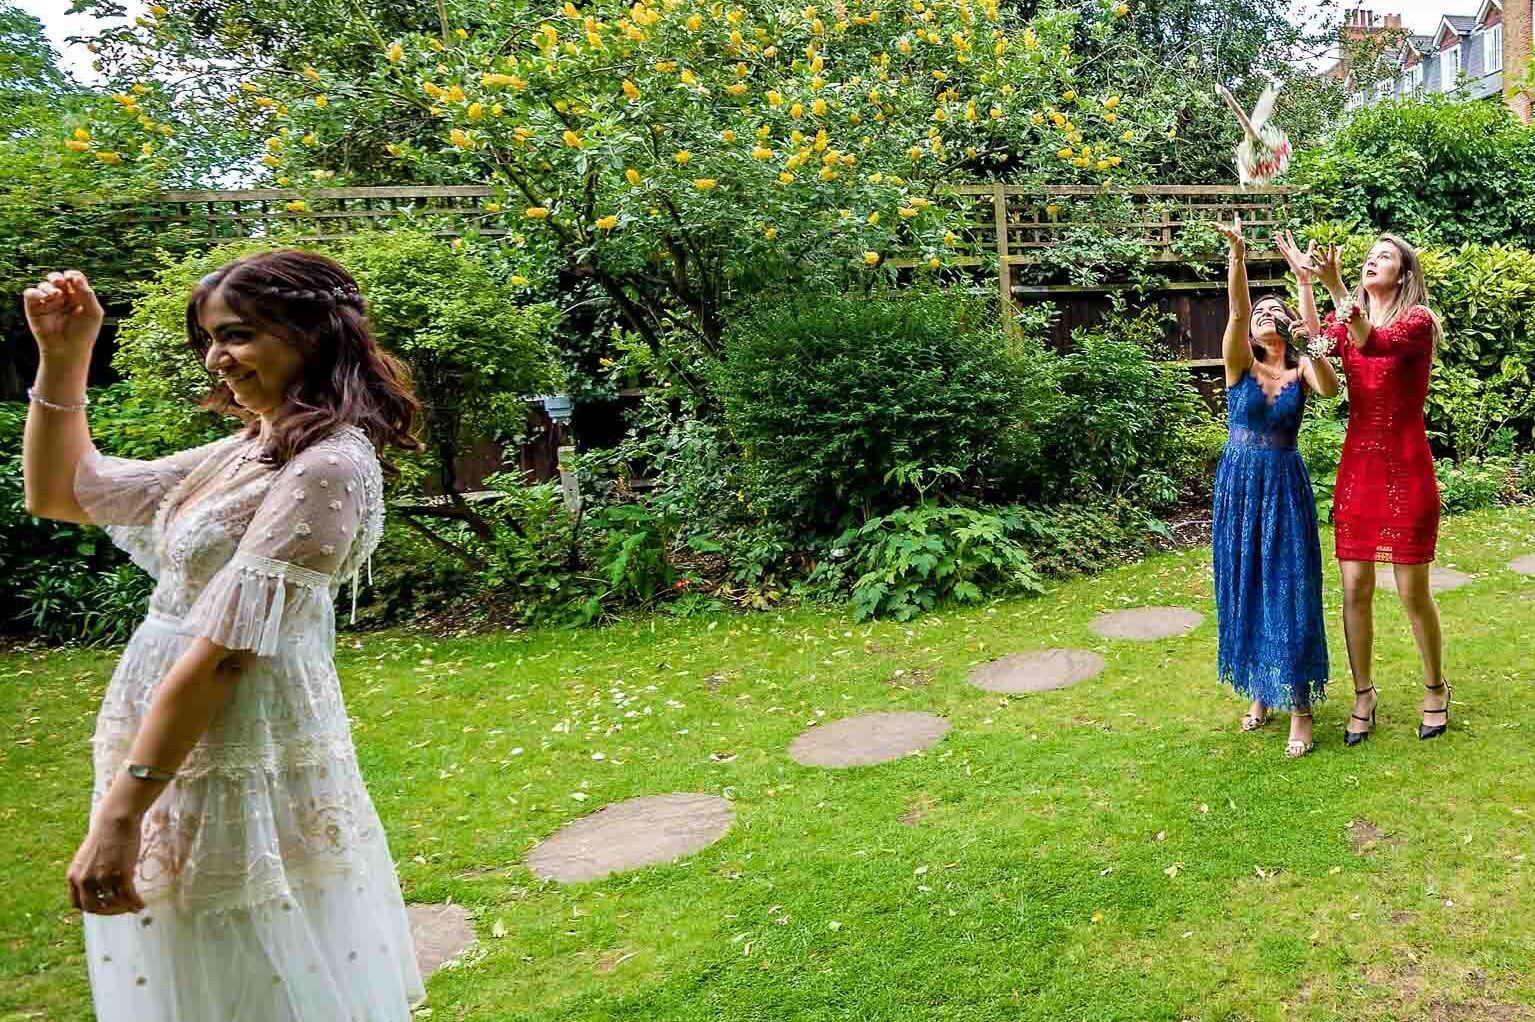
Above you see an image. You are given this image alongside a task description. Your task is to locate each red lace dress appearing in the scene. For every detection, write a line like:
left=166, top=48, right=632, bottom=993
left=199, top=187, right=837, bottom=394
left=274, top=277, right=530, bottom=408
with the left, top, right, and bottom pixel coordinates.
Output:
left=1322, top=305, right=1440, bottom=564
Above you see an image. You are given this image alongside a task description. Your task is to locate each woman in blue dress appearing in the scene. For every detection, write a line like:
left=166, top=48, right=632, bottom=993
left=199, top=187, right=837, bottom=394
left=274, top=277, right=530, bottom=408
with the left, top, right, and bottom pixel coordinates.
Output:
left=1211, top=217, right=1338, bottom=757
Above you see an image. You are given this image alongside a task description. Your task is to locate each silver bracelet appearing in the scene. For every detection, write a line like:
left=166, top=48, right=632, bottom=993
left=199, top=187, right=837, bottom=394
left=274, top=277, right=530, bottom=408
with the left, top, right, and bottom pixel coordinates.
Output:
left=27, top=386, right=89, bottom=412
left=125, top=763, right=176, bottom=782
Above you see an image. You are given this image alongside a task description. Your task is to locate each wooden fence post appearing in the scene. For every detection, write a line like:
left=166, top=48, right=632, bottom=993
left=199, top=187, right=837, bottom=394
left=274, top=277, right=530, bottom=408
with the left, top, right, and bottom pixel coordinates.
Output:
left=992, top=183, right=1016, bottom=335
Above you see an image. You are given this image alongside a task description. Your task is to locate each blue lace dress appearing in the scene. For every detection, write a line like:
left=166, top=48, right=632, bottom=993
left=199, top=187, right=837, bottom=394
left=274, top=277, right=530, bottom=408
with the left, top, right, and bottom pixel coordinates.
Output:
left=1212, top=372, right=1329, bottom=709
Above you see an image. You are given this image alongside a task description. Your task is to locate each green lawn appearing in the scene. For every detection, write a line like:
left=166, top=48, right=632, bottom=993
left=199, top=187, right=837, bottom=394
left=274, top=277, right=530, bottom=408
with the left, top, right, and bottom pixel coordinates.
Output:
left=6, top=507, right=1535, bottom=1021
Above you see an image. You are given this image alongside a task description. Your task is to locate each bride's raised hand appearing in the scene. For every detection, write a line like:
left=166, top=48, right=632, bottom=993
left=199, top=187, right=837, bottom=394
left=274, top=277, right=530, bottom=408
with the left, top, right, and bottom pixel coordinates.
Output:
left=23, top=271, right=104, bottom=363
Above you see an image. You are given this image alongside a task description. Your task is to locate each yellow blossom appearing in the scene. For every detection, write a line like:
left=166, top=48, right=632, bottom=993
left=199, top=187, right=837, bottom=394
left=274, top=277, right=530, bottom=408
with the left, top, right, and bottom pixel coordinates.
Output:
left=260, top=154, right=281, bottom=166
left=675, top=150, right=691, bottom=164
left=563, top=129, right=582, bottom=147
left=1122, top=130, right=1134, bottom=141
left=694, top=178, right=718, bottom=189
left=1104, top=95, right=1120, bottom=109
left=928, top=257, right=941, bottom=269
left=791, top=102, right=805, bottom=118
left=899, top=206, right=919, bottom=218
left=596, top=215, right=619, bottom=229
left=72, top=127, right=90, bottom=141
left=303, top=132, right=318, bottom=145
left=863, top=251, right=881, bottom=265
left=95, top=150, right=123, bottom=164
left=485, top=201, right=503, bottom=212
left=481, top=73, right=526, bottom=87
left=764, top=226, right=779, bottom=239
left=1063, top=90, right=1076, bottom=102
left=813, top=98, right=827, bottom=116
left=511, top=275, right=529, bottom=285
left=819, top=166, right=838, bottom=181
left=1104, top=112, right=1117, bottom=124
left=867, top=211, right=880, bottom=225
left=623, top=79, right=640, bottom=100
left=387, top=42, right=404, bottom=62
left=767, top=90, right=784, bottom=106
left=778, top=171, right=795, bottom=183
left=728, top=83, right=748, bottom=96
left=313, top=94, right=329, bottom=107
left=525, top=206, right=550, bottom=218
left=686, top=13, right=703, bottom=29
left=303, top=66, right=321, bottom=82
left=467, top=102, right=483, bottom=120
left=286, top=200, right=308, bottom=213
left=723, top=129, right=737, bottom=142
left=241, top=81, right=258, bottom=91
left=626, top=167, right=642, bottom=185
left=64, top=139, right=91, bottom=152
left=752, top=146, right=775, bottom=160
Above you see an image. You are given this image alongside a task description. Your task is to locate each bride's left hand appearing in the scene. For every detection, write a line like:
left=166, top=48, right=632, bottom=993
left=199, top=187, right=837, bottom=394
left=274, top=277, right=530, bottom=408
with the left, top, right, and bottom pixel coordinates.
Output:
left=67, top=813, right=145, bottom=916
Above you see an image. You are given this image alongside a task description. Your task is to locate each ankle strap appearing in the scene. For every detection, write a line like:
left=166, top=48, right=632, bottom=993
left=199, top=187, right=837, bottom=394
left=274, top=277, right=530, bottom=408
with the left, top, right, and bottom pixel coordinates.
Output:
left=1425, top=682, right=1446, bottom=692
left=1355, top=685, right=1376, bottom=696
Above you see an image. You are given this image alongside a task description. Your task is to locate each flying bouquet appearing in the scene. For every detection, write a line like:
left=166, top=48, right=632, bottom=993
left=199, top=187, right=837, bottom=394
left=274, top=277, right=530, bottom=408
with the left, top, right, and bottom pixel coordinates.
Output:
left=1216, top=83, right=1291, bottom=187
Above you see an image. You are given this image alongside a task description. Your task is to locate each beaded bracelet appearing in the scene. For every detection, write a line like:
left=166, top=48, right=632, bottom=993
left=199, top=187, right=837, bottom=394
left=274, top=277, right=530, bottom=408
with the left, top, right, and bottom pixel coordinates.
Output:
left=27, top=387, right=89, bottom=412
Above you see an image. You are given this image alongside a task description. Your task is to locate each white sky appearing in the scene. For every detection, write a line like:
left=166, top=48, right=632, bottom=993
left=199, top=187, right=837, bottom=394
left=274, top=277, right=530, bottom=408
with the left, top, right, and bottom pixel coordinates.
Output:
left=13, top=0, right=144, bottom=84
left=17, top=0, right=1475, bottom=84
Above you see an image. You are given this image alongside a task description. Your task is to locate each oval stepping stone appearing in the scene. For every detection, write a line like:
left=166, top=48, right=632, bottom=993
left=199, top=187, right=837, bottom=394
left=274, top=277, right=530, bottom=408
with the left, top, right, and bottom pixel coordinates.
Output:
left=1509, top=555, right=1535, bottom=576
left=788, top=711, right=951, bottom=768
left=407, top=903, right=475, bottom=978
left=526, top=793, right=734, bottom=883
left=967, top=649, right=1106, bottom=694
left=1376, top=566, right=1472, bottom=594
left=1089, top=606, right=1204, bottom=640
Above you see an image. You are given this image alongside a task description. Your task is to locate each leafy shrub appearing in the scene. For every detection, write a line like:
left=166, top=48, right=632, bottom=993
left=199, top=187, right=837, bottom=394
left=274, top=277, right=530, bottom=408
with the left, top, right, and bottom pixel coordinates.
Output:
left=1013, top=306, right=1217, bottom=508
left=1298, top=406, right=1348, bottom=518
left=810, top=498, right=1168, bottom=622
left=1437, top=457, right=1519, bottom=515
left=716, top=288, right=1044, bottom=530
left=833, top=503, right=1044, bottom=622
left=1292, top=98, right=1535, bottom=247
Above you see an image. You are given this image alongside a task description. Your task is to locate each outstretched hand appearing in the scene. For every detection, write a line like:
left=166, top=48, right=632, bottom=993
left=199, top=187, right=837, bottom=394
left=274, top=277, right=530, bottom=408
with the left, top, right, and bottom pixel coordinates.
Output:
left=1316, top=243, right=1348, bottom=296
left=1275, top=230, right=1316, bottom=282
left=1214, top=213, right=1245, bottom=255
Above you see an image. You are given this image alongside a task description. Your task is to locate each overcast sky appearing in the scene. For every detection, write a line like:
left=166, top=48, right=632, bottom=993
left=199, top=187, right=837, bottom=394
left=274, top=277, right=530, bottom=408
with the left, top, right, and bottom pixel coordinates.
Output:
left=16, top=0, right=1481, bottom=85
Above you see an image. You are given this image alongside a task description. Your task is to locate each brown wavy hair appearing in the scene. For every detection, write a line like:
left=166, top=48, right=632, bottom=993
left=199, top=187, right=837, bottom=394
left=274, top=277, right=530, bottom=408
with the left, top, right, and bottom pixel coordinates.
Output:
left=1352, top=233, right=1444, bottom=352
left=186, top=249, right=422, bottom=473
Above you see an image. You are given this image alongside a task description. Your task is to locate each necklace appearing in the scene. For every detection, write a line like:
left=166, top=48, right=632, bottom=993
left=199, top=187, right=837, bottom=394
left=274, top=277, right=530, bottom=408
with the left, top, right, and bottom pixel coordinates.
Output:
left=227, top=441, right=261, bottom=478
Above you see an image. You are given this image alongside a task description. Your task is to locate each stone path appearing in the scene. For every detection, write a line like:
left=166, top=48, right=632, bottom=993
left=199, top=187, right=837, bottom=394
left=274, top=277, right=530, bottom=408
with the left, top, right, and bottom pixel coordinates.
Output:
left=1089, top=607, right=1204, bottom=640
left=787, top=711, right=951, bottom=767
left=525, top=793, right=735, bottom=883
left=407, top=903, right=476, bottom=979
left=1375, top=566, right=1473, bottom=594
left=967, top=649, right=1106, bottom=694
left=1509, top=555, right=1535, bottom=576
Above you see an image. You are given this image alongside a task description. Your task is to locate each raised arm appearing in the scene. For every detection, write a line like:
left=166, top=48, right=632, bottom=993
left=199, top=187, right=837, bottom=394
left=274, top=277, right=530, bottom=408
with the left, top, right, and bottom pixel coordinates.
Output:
left=1215, top=214, right=1253, bottom=387
left=21, top=271, right=103, bottom=523
left=1318, top=244, right=1372, bottom=352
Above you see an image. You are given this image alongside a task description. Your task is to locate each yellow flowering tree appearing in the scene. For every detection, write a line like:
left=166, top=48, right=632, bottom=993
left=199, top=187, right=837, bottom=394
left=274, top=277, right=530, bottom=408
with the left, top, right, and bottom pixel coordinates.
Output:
left=80, top=0, right=1166, bottom=350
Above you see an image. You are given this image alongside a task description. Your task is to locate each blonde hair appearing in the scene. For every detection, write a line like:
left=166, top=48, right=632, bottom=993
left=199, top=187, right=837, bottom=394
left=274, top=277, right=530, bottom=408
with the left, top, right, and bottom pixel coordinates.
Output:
left=1354, top=233, right=1443, bottom=351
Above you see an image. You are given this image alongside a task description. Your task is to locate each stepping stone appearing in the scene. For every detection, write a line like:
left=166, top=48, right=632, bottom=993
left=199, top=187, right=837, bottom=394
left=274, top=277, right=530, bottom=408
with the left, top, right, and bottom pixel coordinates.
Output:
left=967, top=649, right=1106, bottom=694
left=788, top=711, right=951, bottom=768
left=1089, top=607, right=1204, bottom=641
left=407, top=903, right=475, bottom=978
left=526, top=793, right=734, bottom=883
left=1509, top=555, right=1535, bottom=576
left=1375, top=566, right=1472, bottom=594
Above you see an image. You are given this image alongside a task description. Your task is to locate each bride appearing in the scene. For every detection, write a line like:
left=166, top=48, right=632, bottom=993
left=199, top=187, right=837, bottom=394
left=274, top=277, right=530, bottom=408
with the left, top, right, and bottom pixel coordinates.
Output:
left=22, top=251, right=426, bottom=1020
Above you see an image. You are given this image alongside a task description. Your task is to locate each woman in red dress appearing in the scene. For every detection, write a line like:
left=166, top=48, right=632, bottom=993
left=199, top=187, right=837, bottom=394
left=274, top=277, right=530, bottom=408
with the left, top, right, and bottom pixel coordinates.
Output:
left=1311, top=236, right=1448, bottom=743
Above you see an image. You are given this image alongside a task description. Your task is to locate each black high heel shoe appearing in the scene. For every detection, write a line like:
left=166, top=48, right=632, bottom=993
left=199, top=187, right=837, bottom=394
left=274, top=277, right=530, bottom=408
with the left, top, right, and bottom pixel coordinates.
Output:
left=1345, top=685, right=1377, bottom=747
left=1419, top=681, right=1451, bottom=741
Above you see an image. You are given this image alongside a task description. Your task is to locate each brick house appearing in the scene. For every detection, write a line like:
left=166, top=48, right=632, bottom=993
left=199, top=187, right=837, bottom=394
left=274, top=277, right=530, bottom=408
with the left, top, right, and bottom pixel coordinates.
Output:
left=1336, top=2, right=1535, bottom=119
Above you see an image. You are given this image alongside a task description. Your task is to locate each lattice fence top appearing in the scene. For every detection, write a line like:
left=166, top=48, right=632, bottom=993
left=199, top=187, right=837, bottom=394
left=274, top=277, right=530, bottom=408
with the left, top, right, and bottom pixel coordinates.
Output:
left=112, top=182, right=1303, bottom=261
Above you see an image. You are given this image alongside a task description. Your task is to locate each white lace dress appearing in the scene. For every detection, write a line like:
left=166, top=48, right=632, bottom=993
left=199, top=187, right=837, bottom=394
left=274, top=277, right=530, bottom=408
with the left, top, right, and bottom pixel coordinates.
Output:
left=72, top=425, right=424, bottom=1022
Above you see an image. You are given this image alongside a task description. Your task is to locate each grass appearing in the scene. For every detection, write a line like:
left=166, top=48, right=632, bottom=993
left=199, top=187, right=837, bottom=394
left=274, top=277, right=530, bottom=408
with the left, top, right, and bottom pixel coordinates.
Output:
left=5, top=507, right=1535, bottom=1021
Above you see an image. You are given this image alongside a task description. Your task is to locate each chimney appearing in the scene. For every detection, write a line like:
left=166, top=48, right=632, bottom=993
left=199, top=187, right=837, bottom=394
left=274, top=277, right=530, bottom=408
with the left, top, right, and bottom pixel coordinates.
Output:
left=1385, top=13, right=1402, bottom=29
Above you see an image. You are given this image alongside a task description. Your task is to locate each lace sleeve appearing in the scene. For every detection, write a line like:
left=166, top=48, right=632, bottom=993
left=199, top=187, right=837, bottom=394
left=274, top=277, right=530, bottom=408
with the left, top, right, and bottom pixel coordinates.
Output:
left=183, top=439, right=371, bottom=656
left=72, top=436, right=239, bottom=577
left=1360, top=305, right=1435, bottom=357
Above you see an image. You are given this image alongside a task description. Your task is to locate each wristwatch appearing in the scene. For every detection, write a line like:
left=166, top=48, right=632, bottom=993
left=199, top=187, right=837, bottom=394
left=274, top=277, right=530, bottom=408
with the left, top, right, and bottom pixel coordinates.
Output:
left=125, top=763, right=177, bottom=782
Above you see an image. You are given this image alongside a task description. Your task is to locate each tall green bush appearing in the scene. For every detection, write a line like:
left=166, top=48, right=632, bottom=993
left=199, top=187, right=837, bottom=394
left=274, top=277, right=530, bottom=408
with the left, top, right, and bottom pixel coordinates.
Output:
left=1291, top=98, right=1535, bottom=247
left=715, top=289, right=1046, bottom=530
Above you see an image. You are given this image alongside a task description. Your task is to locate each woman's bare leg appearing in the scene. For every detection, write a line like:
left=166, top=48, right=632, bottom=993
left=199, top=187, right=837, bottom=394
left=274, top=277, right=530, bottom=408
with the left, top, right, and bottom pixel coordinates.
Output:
left=1340, top=560, right=1379, bottom=735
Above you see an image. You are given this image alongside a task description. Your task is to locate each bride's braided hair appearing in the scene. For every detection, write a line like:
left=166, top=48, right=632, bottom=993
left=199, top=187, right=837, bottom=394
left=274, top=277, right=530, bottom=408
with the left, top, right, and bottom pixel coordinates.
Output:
left=187, top=249, right=422, bottom=473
